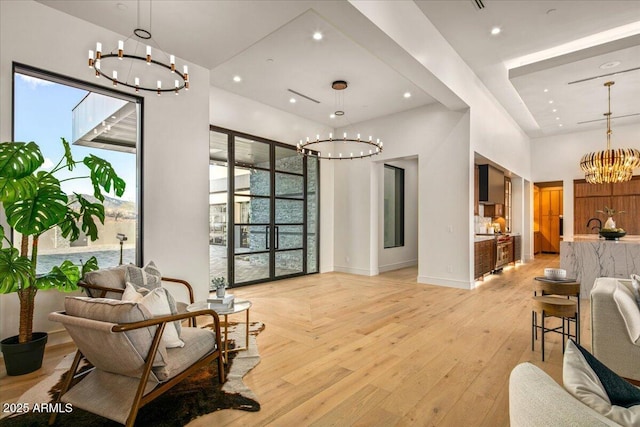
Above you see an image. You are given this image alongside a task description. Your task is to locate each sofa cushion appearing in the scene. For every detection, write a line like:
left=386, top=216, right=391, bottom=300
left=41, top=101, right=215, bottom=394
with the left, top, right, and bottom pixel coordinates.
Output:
left=122, top=283, right=184, bottom=349
left=563, top=340, right=640, bottom=425
left=153, top=327, right=217, bottom=382
left=614, top=281, right=640, bottom=345
left=631, top=274, right=640, bottom=310
left=64, top=296, right=168, bottom=367
left=82, top=265, right=127, bottom=298
left=125, top=261, right=162, bottom=292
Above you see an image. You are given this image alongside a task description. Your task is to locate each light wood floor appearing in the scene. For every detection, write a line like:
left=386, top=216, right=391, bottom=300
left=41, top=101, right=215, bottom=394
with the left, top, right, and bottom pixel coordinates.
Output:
left=1, top=254, right=587, bottom=426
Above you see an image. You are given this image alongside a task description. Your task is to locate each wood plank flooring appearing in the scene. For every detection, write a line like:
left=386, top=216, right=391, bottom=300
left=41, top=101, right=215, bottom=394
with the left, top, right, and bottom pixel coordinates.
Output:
left=1, top=254, right=587, bottom=426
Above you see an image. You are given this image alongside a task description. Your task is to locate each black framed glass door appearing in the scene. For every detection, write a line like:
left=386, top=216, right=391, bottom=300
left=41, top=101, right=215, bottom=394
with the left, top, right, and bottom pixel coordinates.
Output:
left=209, top=126, right=318, bottom=286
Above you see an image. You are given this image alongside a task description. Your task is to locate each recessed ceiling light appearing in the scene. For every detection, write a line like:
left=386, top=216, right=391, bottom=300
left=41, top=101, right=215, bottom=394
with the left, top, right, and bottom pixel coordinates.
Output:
left=549, top=100, right=554, bottom=104
left=233, top=75, right=242, bottom=82
left=403, top=92, right=411, bottom=98
left=329, top=113, right=336, bottom=119
left=289, top=98, right=296, bottom=104
left=313, top=32, right=323, bottom=41
left=559, top=124, right=563, bottom=127
left=543, top=88, right=549, bottom=93
left=552, top=109, right=557, bottom=112
left=599, top=61, right=621, bottom=69
left=556, top=117, right=560, bottom=120
left=111, top=115, right=116, bottom=119
left=491, top=27, right=501, bottom=35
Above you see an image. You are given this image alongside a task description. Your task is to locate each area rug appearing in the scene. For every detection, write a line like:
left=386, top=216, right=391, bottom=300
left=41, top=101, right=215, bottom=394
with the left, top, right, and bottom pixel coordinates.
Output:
left=0, top=321, right=264, bottom=426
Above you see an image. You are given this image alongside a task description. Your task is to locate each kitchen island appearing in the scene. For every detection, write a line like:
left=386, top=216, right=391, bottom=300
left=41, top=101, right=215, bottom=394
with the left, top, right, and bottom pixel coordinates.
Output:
left=560, top=235, right=640, bottom=297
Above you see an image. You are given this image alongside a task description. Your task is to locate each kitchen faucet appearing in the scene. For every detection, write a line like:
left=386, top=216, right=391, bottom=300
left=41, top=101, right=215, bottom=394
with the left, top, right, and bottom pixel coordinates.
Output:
left=586, top=217, right=602, bottom=232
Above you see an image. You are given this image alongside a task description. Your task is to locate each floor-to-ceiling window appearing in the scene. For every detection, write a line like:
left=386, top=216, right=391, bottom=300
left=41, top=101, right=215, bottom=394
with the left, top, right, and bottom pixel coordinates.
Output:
left=209, top=126, right=319, bottom=286
left=13, top=64, right=141, bottom=272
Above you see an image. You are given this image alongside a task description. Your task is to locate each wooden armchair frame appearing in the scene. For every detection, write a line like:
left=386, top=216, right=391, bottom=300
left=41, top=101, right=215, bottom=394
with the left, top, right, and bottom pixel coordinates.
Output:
left=49, top=309, right=224, bottom=427
left=78, top=276, right=196, bottom=326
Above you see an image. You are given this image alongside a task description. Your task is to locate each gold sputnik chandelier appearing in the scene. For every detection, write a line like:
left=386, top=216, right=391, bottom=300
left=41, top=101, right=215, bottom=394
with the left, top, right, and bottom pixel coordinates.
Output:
left=579, top=81, right=640, bottom=184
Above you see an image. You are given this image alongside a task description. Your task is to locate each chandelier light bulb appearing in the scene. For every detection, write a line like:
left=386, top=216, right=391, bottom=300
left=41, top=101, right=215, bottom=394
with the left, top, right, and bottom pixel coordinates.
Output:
left=118, top=40, right=124, bottom=59
left=88, top=50, right=94, bottom=67
left=112, top=70, right=118, bottom=86
left=146, top=45, right=152, bottom=64
left=94, top=59, right=101, bottom=77
left=170, top=55, right=175, bottom=72
left=329, top=133, right=333, bottom=139
left=96, top=42, right=102, bottom=59
left=343, top=132, right=347, bottom=139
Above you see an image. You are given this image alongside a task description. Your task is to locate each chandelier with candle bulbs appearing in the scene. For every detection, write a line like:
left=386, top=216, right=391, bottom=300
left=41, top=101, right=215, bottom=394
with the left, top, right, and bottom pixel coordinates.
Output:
left=579, top=81, right=640, bottom=184
left=87, top=2, right=189, bottom=95
left=297, top=80, right=383, bottom=160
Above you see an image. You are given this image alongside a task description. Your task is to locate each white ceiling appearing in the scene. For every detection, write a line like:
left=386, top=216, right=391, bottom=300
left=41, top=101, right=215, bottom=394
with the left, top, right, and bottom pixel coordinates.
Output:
left=38, top=0, right=640, bottom=139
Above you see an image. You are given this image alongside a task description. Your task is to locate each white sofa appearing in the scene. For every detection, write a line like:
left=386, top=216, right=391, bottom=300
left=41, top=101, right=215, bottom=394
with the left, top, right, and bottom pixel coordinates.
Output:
left=509, top=362, right=620, bottom=426
left=591, top=277, right=640, bottom=381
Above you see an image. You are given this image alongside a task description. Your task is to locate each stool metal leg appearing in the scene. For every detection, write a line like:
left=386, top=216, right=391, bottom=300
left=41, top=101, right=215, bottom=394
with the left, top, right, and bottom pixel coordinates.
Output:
left=541, top=311, right=546, bottom=362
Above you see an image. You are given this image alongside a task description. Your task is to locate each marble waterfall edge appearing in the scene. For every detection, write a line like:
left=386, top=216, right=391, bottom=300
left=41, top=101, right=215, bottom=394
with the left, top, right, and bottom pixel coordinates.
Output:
left=560, top=238, right=640, bottom=297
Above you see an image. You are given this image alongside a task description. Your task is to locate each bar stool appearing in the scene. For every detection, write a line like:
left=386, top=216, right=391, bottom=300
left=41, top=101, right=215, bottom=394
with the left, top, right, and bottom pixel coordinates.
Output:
left=531, top=281, right=580, bottom=361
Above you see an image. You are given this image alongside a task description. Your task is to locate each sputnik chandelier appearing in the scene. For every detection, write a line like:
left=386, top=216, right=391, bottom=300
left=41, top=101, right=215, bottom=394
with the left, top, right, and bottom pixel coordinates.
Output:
left=87, top=1, right=189, bottom=95
left=297, top=80, right=383, bottom=160
left=579, top=81, right=640, bottom=184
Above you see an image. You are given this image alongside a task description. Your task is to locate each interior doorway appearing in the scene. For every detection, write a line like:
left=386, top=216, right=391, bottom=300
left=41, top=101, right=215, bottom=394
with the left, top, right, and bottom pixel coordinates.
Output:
left=533, top=181, right=563, bottom=254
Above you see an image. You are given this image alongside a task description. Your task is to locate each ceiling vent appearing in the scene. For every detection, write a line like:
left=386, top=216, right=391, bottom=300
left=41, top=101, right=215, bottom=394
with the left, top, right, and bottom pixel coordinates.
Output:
left=471, top=0, right=485, bottom=10
left=287, top=89, right=320, bottom=104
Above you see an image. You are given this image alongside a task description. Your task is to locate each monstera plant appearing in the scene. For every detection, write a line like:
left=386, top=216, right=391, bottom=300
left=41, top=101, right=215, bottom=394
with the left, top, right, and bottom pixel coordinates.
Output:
left=0, top=138, right=125, bottom=373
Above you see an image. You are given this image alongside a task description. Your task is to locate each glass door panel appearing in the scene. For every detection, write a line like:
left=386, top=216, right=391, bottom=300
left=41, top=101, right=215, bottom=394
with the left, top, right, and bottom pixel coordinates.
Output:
left=234, top=253, right=270, bottom=283
left=307, top=156, right=319, bottom=273
left=275, top=250, right=304, bottom=276
left=235, top=167, right=270, bottom=196
left=209, top=130, right=229, bottom=283
left=275, top=172, right=304, bottom=198
left=275, top=145, right=303, bottom=173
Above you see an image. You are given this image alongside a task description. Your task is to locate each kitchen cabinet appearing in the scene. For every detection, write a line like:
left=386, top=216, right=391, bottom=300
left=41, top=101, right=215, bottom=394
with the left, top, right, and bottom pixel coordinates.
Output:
left=474, top=239, right=495, bottom=279
left=573, top=177, right=640, bottom=236
left=484, top=204, right=504, bottom=218
left=539, top=187, right=563, bottom=253
left=534, top=231, right=541, bottom=255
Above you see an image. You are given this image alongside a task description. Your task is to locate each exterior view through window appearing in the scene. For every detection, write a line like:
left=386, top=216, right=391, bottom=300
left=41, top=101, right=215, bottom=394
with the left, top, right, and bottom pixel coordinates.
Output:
left=13, top=67, right=140, bottom=273
left=384, top=164, right=405, bottom=248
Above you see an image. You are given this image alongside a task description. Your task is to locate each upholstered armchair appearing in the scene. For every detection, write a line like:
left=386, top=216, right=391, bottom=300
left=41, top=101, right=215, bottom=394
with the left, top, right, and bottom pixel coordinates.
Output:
left=48, top=296, right=224, bottom=426
left=591, top=277, right=640, bottom=381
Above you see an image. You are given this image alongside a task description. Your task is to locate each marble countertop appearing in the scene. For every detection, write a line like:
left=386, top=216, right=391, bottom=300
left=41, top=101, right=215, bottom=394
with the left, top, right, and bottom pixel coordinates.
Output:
left=562, top=234, right=640, bottom=244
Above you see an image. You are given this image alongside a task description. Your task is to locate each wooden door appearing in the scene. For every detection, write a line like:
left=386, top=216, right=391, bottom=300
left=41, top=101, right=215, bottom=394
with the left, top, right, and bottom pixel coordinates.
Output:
left=540, top=187, right=563, bottom=253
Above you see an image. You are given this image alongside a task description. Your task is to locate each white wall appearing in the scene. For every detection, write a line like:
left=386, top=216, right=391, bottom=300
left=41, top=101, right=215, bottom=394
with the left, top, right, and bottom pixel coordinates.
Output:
left=378, top=158, right=419, bottom=272
left=209, top=86, right=336, bottom=273
left=531, top=122, right=640, bottom=238
left=333, top=104, right=473, bottom=288
left=0, top=0, right=210, bottom=341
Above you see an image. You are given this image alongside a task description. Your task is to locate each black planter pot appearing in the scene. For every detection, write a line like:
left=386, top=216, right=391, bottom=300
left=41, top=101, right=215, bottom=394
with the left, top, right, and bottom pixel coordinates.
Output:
left=0, top=332, right=48, bottom=376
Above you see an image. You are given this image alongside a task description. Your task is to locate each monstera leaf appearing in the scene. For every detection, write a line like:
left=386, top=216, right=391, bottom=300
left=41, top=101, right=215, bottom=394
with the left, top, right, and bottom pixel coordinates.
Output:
left=0, top=247, right=33, bottom=293
left=81, top=256, right=99, bottom=277
left=58, top=209, right=81, bottom=242
left=5, top=171, right=68, bottom=235
left=0, top=142, right=44, bottom=179
left=75, top=194, right=105, bottom=241
left=83, top=155, right=126, bottom=201
left=0, top=175, right=38, bottom=204
left=61, top=137, right=75, bottom=171
left=36, top=260, right=79, bottom=292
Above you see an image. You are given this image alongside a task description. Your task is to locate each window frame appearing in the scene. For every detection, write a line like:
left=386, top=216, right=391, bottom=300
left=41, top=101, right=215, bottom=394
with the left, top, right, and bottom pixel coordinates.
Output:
left=11, top=62, right=144, bottom=266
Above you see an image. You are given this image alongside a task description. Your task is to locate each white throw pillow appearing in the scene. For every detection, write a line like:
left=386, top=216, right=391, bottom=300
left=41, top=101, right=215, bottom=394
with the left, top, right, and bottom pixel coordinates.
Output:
left=563, top=340, right=640, bottom=426
left=122, top=283, right=184, bottom=348
left=631, top=274, right=640, bottom=310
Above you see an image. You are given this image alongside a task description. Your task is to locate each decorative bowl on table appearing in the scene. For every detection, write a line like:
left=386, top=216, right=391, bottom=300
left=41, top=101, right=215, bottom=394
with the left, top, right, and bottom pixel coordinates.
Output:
left=544, top=268, right=566, bottom=280
left=599, top=228, right=626, bottom=240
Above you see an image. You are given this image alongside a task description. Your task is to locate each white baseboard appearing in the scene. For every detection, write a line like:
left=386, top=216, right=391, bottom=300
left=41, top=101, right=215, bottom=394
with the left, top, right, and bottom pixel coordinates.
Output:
left=417, top=275, right=473, bottom=290
left=334, top=266, right=378, bottom=276
left=378, top=259, right=418, bottom=273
